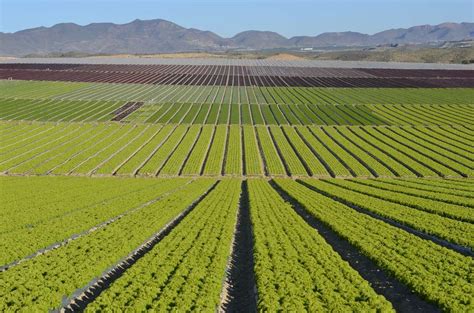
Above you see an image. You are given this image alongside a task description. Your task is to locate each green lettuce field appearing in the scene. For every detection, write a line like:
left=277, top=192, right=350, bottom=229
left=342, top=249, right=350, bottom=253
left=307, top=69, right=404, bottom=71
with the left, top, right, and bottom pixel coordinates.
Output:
left=1, top=63, right=473, bottom=312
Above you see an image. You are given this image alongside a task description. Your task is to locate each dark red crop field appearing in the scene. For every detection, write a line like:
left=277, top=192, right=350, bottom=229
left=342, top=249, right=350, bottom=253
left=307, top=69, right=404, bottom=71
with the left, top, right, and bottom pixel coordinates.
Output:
left=0, top=63, right=472, bottom=87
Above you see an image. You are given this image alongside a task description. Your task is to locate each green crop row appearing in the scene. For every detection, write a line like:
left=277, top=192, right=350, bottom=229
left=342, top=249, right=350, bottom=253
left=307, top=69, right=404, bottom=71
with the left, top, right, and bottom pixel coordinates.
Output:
left=180, top=125, right=214, bottom=175
left=324, top=179, right=474, bottom=222
left=248, top=179, right=393, bottom=311
left=0, top=178, right=215, bottom=311
left=2, top=122, right=472, bottom=178
left=354, top=178, right=474, bottom=207
left=385, top=178, right=474, bottom=197
left=2, top=80, right=474, bottom=104
left=301, top=179, right=474, bottom=250
left=275, top=179, right=473, bottom=312
left=0, top=97, right=123, bottom=122
left=0, top=80, right=89, bottom=99
left=1, top=175, right=473, bottom=311
left=1, top=177, right=188, bottom=264
left=87, top=179, right=241, bottom=311
left=2, top=96, right=473, bottom=126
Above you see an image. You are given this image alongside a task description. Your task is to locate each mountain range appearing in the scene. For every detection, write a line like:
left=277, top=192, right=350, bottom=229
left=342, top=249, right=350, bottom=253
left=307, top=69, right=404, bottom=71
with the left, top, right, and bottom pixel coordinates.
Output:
left=0, top=19, right=473, bottom=56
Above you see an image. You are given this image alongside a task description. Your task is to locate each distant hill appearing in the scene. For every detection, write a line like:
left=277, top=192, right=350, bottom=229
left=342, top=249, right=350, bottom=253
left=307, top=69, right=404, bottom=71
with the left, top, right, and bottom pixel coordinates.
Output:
left=231, top=31, right=288, bottom=50
left=0, top=19, right=473, bottom=56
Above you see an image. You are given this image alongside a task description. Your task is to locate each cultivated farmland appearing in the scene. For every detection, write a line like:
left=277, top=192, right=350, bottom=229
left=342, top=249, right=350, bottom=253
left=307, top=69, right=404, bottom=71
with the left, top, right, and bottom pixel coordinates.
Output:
left=0, top=59, right=473, bottom=312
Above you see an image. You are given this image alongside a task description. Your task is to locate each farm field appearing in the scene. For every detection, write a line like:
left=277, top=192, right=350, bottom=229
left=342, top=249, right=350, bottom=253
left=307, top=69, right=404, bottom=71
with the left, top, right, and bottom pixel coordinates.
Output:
left=2, top=80, right=474, bottom=104
left=1, top=122, right=472, bottom=178
left=0, top=60, right=473, bottom=312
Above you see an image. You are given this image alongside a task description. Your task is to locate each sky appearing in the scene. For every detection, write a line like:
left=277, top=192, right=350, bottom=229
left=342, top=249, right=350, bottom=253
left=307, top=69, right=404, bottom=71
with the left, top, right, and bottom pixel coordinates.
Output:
left=0, top=0, right=472, bottom=37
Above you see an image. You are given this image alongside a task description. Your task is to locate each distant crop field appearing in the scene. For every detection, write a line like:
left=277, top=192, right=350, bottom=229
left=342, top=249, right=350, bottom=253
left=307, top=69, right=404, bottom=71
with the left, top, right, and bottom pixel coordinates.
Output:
left=0, top=61, right=473, bottom=312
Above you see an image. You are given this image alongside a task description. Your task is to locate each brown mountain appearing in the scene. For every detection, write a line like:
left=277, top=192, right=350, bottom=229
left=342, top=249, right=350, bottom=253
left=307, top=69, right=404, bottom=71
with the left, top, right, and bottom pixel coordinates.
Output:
left=0, top=19, right=229, bottom=56
left=289, top=32, right=371, bottom=47
left=369, top=22, right=474, bottom=44
left=231, top=31, right=288, bottom=49
left=0, top=19, right=472, bottom=56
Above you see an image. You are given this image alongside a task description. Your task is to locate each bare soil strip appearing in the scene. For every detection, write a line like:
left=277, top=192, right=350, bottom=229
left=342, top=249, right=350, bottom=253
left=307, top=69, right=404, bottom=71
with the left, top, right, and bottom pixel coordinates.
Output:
left=219, top=180, right=257, bottom=313
left=111, top=102, right=144, bottom=121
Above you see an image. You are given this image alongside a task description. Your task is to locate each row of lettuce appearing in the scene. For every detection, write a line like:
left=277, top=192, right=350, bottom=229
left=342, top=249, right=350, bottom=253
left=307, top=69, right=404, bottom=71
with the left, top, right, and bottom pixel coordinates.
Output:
left=1, top=176, right=472, bottom=311
left=2, top=80, right=474, bottom=105
left=1, top=122, right=472, bottom=177
left=1, top=95, right=473, bottom=126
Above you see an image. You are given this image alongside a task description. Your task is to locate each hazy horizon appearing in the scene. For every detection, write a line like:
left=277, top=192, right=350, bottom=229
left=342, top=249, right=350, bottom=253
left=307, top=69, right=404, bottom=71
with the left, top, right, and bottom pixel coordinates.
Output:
left=1, top=0, right=472, bottom=37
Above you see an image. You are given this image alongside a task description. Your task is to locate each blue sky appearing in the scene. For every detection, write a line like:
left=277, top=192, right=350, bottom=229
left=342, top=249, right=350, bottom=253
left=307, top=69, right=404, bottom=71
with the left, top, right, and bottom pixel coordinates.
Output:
left=0, top=0, right=472, bottom=37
